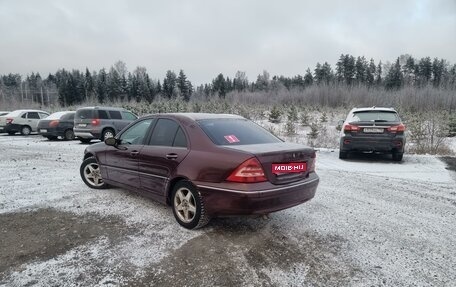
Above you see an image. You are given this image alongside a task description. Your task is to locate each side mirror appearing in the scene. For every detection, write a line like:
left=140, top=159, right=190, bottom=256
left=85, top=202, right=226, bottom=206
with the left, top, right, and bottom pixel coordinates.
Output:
left=336, top=120, right=344, bottom=131
left=104, top=137, right=118, bottom=146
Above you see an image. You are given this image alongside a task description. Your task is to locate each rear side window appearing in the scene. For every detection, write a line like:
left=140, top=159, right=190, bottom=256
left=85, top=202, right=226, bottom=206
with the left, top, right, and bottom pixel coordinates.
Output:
left=148, top=119, right=180, bottom=146
left=198, top=119, right=282, bottom=145
left=39, top=112, right=49, bottom=119
left=122, top=111, right=137, bottom=121
left=47, top=112, right=67, bottom=120
left=351, top=111, right=400, bottom=122
left=27, top=112, right=40, bottom=119
left=98, top=110, right=109, bottom=119
left=76, top=109, right=94, bottom=119
left=109, top=110, right=122, bottom=119
left=173, top=128, right=188, bottom=147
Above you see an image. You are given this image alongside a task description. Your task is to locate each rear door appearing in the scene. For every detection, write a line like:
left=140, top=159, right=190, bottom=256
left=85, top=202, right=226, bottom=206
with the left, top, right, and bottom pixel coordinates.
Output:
left=104, top=118, right=155, bottom=189
left=139, top=118, right=190, bottom=198
left=26, top=112, right=41, bottom=131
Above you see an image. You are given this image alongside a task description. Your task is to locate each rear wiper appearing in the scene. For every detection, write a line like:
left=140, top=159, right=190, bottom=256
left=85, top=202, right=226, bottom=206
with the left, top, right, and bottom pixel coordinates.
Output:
left=373, top=119, right=388, bottom=122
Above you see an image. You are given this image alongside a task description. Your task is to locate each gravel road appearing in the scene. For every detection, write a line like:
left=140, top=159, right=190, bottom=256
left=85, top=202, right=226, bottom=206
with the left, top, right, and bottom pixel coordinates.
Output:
left=0, top=135, right=455, bottom=286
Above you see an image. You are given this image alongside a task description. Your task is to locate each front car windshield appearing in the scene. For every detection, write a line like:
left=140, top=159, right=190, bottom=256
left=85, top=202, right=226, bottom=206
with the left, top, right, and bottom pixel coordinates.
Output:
left=198, top=118, right=282, bottom=145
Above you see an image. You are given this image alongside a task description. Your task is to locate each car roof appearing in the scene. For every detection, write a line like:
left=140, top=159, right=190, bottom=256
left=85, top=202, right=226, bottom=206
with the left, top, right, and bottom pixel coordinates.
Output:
left=350, top=107, right=398, bottom=113
left=149, top=113, right=245, bottom=121
left=9, top=109, right=49, bottom=113
left=76, top=106, right=126, bottom=111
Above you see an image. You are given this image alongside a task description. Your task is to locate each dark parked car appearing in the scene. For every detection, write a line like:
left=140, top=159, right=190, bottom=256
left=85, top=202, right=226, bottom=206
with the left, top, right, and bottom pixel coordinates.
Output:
left=338, top=107, right=406, bottom=161
left=74, top=106, right=138, bottom=143
left=38, top=111, right=76, bottom=140
left=80, top=113, right=319, bottom=229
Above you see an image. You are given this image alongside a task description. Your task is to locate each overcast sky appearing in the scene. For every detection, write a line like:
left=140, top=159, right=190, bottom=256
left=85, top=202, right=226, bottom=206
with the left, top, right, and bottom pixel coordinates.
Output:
left=0, top=0, right=455, bottom=84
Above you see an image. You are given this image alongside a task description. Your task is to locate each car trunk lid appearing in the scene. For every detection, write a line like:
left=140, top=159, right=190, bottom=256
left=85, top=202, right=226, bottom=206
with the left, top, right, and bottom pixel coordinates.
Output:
left=223, top=143, right=316, bottom=185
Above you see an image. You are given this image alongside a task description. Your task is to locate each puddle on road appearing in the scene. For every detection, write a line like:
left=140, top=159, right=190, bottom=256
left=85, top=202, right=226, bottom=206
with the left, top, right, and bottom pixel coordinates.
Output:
left=0, top=208, right=133, bottom=276
left=132, top=219, right=362, bottom=286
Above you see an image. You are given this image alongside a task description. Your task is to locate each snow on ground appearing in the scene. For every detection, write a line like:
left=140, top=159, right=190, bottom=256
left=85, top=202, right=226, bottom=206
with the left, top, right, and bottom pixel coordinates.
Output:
left=1, top=134, right=456, bottom=286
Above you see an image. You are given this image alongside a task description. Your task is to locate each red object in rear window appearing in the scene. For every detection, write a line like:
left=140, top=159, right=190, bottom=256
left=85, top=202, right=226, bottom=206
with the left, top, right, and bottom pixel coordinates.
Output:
left=226, top=157, right=267, bottom=183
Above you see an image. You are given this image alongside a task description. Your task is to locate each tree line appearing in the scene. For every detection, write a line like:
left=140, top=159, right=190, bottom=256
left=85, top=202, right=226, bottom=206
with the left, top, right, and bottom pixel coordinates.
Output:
left=1, top=54, right=455, bottom=108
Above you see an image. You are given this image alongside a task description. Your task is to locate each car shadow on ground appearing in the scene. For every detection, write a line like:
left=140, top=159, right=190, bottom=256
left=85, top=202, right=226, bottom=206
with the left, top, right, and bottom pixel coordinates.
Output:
left=440, top=156, right=456, bottom=172
left=341, top=152, right=400, bottom=163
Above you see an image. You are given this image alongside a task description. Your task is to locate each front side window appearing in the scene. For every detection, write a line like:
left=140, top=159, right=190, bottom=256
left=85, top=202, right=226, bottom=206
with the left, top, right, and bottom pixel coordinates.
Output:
left=198, top=118, right=282, bottom=145
left=119, top=119, right=154, bottom=145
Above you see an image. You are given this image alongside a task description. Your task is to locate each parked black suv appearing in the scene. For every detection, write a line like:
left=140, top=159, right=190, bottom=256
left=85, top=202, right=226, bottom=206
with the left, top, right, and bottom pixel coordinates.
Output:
left=338, top=107, right=406, bottom=161
left=74, top=107, right=138, bottom=143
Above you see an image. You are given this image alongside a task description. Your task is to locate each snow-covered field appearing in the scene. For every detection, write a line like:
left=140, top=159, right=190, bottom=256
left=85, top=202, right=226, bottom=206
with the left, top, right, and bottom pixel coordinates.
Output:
left=1, top=134, right=455, bottom=286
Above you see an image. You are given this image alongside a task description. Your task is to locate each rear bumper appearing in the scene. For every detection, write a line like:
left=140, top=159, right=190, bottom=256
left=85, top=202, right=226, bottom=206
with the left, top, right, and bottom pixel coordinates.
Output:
left=340, top=135, right=405, bottom=153
left=74, top=129, right=101, bottom=139
left=195, top=173, right=319, bottom=216
left=38, top=127, right=65, bottom=137
left=0, top=124, right=20, bottom=133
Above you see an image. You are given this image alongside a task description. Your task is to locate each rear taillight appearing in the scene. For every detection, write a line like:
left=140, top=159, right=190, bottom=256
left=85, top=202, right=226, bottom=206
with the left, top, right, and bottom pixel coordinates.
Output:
left=308, top=152, right=316, bottom=172
left=388, top=124, right=406, bottom=133
left=91, top=119, right=100, bottom=126
left=226, top=158, right=267, bottom=183
left=6, top=118, right=13, bottom=124
left=343, top=124, right=361, bottom=132
left=49, top=120, right=59, bottom=127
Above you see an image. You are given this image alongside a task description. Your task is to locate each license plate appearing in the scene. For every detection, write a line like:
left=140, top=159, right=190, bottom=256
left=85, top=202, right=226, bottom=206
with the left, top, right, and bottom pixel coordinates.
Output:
left=364, top=128, right=384, bottom=133
left=78, top=124, right=87, bottom=127
left=272, top=162, right=306, bottom=174
left=40, top=129, right=47, bottom=133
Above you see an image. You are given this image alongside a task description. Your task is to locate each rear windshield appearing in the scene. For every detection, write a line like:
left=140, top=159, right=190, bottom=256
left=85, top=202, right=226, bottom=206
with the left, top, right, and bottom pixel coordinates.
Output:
left=5, top=110, right=23, bottom=117
left=76, top=109, right=94, bottom=119
left=46, top=111, right=69, bottom=120
left=198, top=118, right=282, bottom=145
left=350, top=111, right=399, bottom=122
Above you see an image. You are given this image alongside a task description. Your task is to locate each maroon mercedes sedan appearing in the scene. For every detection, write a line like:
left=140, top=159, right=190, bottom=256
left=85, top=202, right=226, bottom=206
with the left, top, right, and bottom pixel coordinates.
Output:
left=80, top=113, right=319, bottom=229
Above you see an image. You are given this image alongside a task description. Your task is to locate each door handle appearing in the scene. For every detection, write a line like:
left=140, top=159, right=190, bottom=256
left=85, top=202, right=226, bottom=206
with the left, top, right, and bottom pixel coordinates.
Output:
left=130, top=150, right=139, bottom=156
left=166, top=153, right=178, bottom=160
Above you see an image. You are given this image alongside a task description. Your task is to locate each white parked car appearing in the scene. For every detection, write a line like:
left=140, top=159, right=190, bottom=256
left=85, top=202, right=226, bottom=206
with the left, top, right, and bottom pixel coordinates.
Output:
left=0, top=110, right=50, bottom=135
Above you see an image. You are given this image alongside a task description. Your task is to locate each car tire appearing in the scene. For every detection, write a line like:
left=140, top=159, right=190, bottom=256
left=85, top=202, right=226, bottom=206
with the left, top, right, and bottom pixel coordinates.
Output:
left=64, top=129, right=75, bottom=140
left=339, top=150, right=348, bottom=159
left=79, top=138, right=91, bottom=144
left=392, top=152, right=403, bottom=162
left=172, top=181, right=211, bottom=229
left=80, top=157, right=108, bottom=189
left=102, top=128, right=115, bottom=141
left=46, top=136, right=58, bottom=140
left=21, top=126, right=32, bottom=136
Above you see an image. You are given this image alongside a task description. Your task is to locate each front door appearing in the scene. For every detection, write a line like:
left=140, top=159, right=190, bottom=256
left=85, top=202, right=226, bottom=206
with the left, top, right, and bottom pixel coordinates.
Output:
left=104, top=118, right=155, bottom=189
left=139, top=118, right=190, bottom=198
